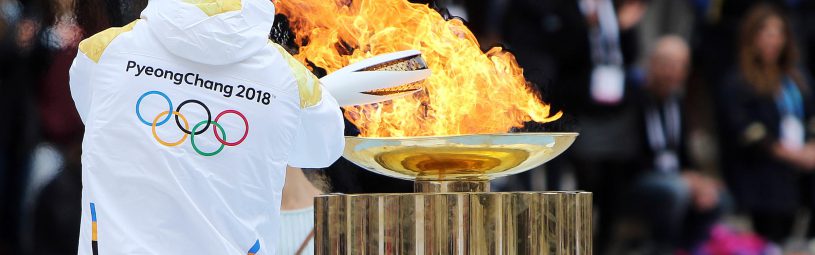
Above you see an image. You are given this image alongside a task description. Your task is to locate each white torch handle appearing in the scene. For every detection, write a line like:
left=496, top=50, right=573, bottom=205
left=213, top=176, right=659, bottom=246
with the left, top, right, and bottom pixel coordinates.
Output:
left=319, top=50, right=431, bottom=106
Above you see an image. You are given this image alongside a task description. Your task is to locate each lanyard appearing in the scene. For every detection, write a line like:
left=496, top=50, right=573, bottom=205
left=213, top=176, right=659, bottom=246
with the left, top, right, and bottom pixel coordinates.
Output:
left=777, top=77, right=805, bottom=120
left=645, top=97, right=682, bottom=173
left=645, top=97, right=681, bottom=151
left=585, top=0, right=623, bottom=66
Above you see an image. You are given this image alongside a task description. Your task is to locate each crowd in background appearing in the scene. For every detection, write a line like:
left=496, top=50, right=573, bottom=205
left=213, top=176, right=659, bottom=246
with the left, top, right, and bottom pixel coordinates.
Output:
left=460, top=0, right=815, bottom=254
left=2, top=0, right=815, bottom=254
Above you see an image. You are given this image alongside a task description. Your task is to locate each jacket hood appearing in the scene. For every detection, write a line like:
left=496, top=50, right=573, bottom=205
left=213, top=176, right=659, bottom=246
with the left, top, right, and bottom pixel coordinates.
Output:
left=141, top=0, right=276, bottom=65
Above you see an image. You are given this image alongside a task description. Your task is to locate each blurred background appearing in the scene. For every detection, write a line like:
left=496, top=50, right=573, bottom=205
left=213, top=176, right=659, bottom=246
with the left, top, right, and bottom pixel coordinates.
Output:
left=3, top=0, right=815, bottom=254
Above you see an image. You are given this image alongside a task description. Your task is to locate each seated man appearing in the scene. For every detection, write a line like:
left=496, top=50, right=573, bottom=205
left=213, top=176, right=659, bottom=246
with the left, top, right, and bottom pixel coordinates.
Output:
left=612, top=36, right=722, bottom=254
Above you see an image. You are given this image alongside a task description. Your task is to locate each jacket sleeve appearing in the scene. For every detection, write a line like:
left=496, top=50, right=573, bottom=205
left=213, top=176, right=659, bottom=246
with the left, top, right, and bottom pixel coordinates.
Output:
left=288, top=85, right=345, bottom=168
left=802, top=72, right=815, bottom=142
left=69, top=49, right=95, bottom=124
left=719, top=73, right=775, bottom=155
left=272, top=42, right=345, bottom=168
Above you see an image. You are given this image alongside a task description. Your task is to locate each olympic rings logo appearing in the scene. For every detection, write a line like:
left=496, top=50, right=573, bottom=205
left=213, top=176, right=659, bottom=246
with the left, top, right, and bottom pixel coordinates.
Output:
left=136, top=91, right=249, bottom=156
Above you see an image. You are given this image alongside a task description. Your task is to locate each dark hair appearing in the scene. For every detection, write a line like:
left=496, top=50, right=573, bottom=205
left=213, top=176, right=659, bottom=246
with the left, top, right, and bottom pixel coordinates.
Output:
left=302, top=169, right=332, bottom=193
left=0, top=12, right=6, bottom=41
left=22, top=0, right=57, bottom=26
left=74, top=0, right=146, bottom=36
left=738, top=3, right=805, bottom=96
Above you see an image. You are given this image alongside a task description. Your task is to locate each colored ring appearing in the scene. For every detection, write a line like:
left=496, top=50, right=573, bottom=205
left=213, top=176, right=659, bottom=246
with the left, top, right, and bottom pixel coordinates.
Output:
left=137, top=91, right=173, bottom=126
left=174, top=99, right=211, bottom=135
left=191, top=120, right=226, bottom=156
left=214, top=110, right=249, bottom=146
left=152, top=111, right=189, bottom=147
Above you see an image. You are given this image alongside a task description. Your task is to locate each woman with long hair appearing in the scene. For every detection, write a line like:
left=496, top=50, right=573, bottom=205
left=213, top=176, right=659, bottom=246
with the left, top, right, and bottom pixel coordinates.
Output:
left=719, top=3, right=815, bottom=243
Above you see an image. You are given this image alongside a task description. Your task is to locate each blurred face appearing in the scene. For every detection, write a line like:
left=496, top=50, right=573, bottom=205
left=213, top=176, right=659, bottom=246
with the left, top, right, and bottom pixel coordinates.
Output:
left=56, top=0, right=75, bottom=16
left=648, top=43, right=689, bottom=98
left=755, top=16, right=786, bottom=65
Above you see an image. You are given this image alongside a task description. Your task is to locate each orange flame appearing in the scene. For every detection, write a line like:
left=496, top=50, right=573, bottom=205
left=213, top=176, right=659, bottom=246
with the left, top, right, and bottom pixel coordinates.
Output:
left=274, top=0, right=562, bottom=137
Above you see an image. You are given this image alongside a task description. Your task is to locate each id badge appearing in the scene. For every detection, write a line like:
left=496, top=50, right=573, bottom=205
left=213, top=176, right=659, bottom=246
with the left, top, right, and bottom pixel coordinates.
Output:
left=780, top=114, right=805, bottom=150
left=590, top=65, right=625, bottom=104
left=655, top=150, right=679, bottom=173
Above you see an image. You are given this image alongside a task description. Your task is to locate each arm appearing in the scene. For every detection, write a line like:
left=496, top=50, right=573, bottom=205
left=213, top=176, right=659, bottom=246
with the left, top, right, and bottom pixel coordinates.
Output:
left=272, top=42, right=345, bottom=168
left=799, top=73, right=815, bottom=169
left=720, top=73, right=815, bottom=170
left=288, top=84, right=345, bottom=169
left=69, top=49, right=96, bottom=123
left=803, top=72, right=815, bottom=143
left=281, top=166, right=324, bottom=211
left=718, top=75, right=775, bottom=155
left=69, top=21, right=138, bottom=123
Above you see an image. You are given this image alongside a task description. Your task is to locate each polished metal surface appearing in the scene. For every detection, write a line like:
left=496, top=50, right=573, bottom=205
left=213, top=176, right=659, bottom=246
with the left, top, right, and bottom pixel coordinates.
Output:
left=314, top=192, right=593, bottom=255
left=343, top=133, right=578, bottom=181
left=317, top=133, right=591, bottom=254
left=413, top=180, right=490, bottom=193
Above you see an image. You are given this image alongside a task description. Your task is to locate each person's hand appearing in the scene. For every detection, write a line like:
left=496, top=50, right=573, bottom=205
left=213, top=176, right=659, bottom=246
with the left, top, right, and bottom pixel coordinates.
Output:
left=800, top=143, right=815, bottom=170
left=773, top=143, right=815, bottom=171
left=772, top=143, right=795, bottom=163
left=682, top=171, right=719, bottom=211
left=617, top=0, right=648, bottom=30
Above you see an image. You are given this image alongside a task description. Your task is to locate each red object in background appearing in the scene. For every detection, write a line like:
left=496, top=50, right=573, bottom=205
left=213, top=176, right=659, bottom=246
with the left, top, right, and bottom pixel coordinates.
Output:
left=692, top=224, right=776, bottom=255
left=38, top=47, right=84, bottom=145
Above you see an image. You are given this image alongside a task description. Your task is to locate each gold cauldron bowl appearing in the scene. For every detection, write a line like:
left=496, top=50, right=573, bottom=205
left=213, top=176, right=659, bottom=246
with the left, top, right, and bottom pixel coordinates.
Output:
left=316, top=132, right=591, bottom=255
left=342, top=132, right=578, bottom=192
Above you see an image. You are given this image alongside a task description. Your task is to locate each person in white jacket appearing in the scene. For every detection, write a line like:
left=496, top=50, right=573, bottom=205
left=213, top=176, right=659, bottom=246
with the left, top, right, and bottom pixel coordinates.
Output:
left=68, top=0, right=344, bottom=254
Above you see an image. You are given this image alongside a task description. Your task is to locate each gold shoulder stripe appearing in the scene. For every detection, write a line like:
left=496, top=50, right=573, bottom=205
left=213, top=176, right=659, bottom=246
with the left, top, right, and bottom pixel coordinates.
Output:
left=78, top=20, right=138, bottom=63
left=183, top=0, right=242, bottom=16
left=270, top=42, right=322, bottom=109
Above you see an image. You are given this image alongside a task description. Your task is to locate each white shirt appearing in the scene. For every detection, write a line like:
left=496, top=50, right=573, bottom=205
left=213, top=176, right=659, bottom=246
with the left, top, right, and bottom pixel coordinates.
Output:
left=276, top=207, right=315, bottom=255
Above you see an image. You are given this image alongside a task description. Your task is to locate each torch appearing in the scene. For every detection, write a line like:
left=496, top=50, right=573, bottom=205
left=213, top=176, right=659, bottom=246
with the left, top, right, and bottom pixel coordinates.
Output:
left=313, top=52, right=589, bottom=255
left=277, top=0, right=591, bottom=253
left=320, top=50, right=430, bottom=107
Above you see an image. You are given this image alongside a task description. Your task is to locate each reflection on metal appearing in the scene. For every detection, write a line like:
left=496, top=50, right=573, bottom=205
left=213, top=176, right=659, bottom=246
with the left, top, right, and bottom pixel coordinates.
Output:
left=344, top=133, right=578, bottom=180
left=317, top=133, right=591, bottom=255
left=315, top=192, right=592, bottom=255
left=414, top=180, right=490, bottom=193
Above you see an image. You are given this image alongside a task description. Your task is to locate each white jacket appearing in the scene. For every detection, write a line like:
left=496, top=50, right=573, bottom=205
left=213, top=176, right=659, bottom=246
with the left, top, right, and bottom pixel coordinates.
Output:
left=69, top=0, right=344, bottom=254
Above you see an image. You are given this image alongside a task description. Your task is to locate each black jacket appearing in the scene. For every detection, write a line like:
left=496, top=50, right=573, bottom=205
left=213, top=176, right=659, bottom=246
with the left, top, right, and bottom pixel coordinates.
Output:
left=502, top=0, right=640, bottom=116
left=632, top=90, right=694, bottom=174
left=718, top=69, right=815, bottom=213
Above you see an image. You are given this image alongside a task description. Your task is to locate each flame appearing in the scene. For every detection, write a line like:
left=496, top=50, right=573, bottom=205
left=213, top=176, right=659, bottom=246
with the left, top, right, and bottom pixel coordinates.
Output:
left=274, top=0, right=562, bottom=137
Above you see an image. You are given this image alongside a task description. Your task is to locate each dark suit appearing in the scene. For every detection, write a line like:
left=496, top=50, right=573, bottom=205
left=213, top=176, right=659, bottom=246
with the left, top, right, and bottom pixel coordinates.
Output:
left=618, top=89, right=721, bottom=251
left=635, top=93, right=692, bottom=172
left=502, top=0, right=640, bottom=115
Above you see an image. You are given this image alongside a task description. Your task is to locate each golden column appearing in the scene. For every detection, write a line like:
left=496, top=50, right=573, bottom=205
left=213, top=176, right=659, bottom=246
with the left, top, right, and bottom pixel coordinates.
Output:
left=315, top=133, right=592, bottom=254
